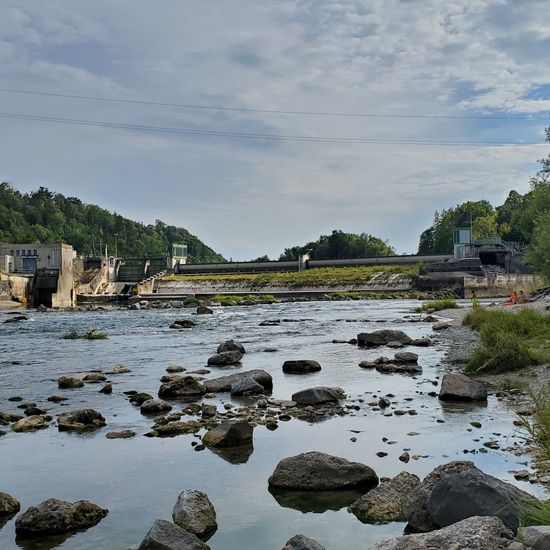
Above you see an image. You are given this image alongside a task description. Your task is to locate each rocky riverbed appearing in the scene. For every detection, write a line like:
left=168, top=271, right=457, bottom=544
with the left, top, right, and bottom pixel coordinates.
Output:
left=0, top=299, right=548, bottom=549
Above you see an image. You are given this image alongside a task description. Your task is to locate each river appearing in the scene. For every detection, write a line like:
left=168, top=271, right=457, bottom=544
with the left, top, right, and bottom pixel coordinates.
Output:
left=0, top=300, right=544, bottom=549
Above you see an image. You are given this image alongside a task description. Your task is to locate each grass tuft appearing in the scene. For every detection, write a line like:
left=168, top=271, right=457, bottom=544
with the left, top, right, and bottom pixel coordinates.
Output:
left=415, top=299, right=458, bottom=313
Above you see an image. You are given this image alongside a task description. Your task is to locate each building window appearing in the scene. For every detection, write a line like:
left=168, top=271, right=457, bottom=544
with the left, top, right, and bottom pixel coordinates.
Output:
left=33, top=249, right=37, bottom=256
left=10, top=250, right=14, bottom=256
left=21, top=250, right=25, bottom=256
left=28, top=250, right=31, bottom=256
left=16, top=250, right=20, bottom=256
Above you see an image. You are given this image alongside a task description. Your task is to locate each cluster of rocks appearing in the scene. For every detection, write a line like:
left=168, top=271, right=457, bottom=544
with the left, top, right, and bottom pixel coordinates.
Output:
left=359, top=351, right=422, bottom=374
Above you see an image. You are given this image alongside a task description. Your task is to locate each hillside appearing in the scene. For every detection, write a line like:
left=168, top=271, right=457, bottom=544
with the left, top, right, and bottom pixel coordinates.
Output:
left=0, top=183, right=224, bottom=263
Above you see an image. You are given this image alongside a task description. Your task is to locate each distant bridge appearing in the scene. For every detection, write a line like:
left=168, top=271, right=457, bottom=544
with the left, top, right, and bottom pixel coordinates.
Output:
left=175, top=254, right=453, bottom=276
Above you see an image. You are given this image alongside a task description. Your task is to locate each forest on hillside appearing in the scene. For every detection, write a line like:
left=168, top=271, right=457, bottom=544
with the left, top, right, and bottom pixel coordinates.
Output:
left=0, top=183, right=224, bottom=263
left=418, top=127, right=550, bottom=280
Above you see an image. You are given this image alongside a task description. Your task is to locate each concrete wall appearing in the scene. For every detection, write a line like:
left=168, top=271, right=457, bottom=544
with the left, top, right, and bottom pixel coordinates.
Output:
left=51, top=244, right=75, bottom=308
left=0, top=272, right=31, bottom=303
left=0, top=243, right=74, bottom=273
left=464, top=274, right=544, bottom=298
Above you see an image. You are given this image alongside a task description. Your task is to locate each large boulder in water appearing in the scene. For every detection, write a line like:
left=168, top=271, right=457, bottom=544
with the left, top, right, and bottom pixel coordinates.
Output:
left=12, top=415, right=50, bottom=432
left=230, top=377, right=264, bottom=396
left=57, top=376, right=84, bottom=389
left=202, top=420, right=253, bottom=447
left=217, top=340, right=246, bottom=354
left=207, top=351, right=243, bottom=366
left=373, top=515, right=514, bottom=550
left=291, top=387, right=345, bottom=405
left=282, top=360, right=322, bottom=374
left=57, top=409, right=106, bottom=431
left=140, top=399, right=173, bottom=415
left=404, top=461, right=536, bottom=532
left=138, top=519, right=210, bottom=550
left=268, top=451, right=378, bottom=491
left=159, top=376, right=206, bottom=400
left=203, top=370, right=272, bottom=393
left=348, top=471, right=420, bottom=523
left=438, top=373, right=487, bottom=401
left=15, top=498, right=108, bottom=535
left=357, top=330, right=412, bottom=347
left=427, top=469, right=537, bottom=531
left=282, top=534, right=326, bottom=550
left=172, top=490, right=217, bottom=540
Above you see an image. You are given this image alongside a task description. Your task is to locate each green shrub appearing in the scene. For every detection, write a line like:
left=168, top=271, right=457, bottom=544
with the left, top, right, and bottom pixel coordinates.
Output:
left=415, top=299, right=458, bottom=312
left=521, top=499, right=550, bottom=527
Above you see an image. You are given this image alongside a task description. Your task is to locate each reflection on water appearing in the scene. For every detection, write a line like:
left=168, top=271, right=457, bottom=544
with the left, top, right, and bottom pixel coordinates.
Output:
left=0, top=300, right=545, bottom=550
left=269, top=488, right=365, bottom=514
left=206, top=442, right=255, bottom=465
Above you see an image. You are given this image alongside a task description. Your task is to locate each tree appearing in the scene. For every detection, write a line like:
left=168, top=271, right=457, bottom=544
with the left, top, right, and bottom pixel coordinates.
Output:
left=526, top=211, right=550, bottom=282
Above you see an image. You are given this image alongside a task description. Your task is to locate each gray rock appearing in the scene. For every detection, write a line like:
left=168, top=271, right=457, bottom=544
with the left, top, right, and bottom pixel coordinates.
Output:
left=99, top=384, right=112, bottom=394
left=404, top=461, right=479, bottom=532
left=15, top=498, right=108, bottom=535
left=167, top=365, right=186, bottom=373
left=0, top=492, right=20, bottom=516
left=202, top=420, right=253, bottom=447
left=201, top=403, right=217, bottom=418
left=427, top=470, right=538, bottom=531
left=217, top=340, right=246, bottom=354
left=439, top=373, right=487, bottom=401
left=373, top=515, right=513, bottom=550
left=386, top=341, right=404, bottom=349
left=170, top=320, right=196, bottom=329
left=11, top=415, right=50, bottom=432
left=522, top=525, right=550, bottom=550
left=282, top=534, right=326, bottom=550
left=230, top=377, right=264, bottom=396
left=141, top=399, right=173, bottom=414
left=432, top=321, right=451, bottom=331
left=203, top=370, right=272, bottom=393
left=357, top=330, right=412, bottom=347
left=196, top=306, right=213, bottom=315
left=393, top=351, right=418, bottom=363
left=375, top=363, right=422, bottom=374
left=411, top=338, right=432, bottom=347
left=57, top=409, right=106, bottom=431
left=83, top=372, right=107, bottom=382
left=107, top=365, right=131, bottom=374
left=159, top=376, right=206, bottom=400
left=282, top=360, right=322, bottom=374
left=291, top=387, right=345, bottom=405
left=268, top=451, right=378, bottom=491
left=172, top=490, right=217, bottom=540
left=358, top=361, right=376, bottom=369
left=138, top=519, right=210, bottom=549
left=57, top=376, right=84, bottom=389
left=106, top=430, right=136, bottom=439
left=348, top=471, right=420, bottom=523
left=207, top=351, right=243, bottom=366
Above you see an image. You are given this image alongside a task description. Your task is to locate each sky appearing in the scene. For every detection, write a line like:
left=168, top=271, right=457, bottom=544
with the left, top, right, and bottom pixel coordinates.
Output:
left=1, top=0, right=549, bottom=260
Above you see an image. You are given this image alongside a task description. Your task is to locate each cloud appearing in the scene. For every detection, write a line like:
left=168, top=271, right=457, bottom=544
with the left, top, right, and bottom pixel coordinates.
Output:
left=0, top=0, right=548, bottom=259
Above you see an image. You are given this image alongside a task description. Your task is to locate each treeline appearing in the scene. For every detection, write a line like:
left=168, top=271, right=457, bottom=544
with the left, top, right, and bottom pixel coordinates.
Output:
left=418, top=127, right=550, bottom=280
left=0, top=183, right=224, bottom=263
left=278, top=230, right=395, bottom=261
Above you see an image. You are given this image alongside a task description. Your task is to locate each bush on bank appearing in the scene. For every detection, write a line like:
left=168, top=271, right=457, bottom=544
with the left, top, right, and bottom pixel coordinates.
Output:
left=463, top=308, right=550, bottom=374
left=415, top=299, right=458, bottom=312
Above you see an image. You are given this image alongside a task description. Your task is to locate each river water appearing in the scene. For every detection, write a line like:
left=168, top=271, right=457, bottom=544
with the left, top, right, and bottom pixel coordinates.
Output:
left=0, top=300, right=544, bottom=550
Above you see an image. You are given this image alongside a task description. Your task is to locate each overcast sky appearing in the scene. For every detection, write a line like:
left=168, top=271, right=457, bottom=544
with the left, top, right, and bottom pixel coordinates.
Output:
left=1, top=1, right=549, bottom=259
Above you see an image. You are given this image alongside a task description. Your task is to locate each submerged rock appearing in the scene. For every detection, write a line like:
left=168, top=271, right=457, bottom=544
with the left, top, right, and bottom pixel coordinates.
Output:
left=138, top=519, right=210, bottom=550
left=83, top=372, right=107, bottom=382
left=282, top=534, right=326, bottom=550
left=291, top=387, right=345, bottom=405
left=172, top=490, right=217, bottom=540
left=348, top=471, right=420, bottom=523
left=373, top=515, right=513, bottom=550
left=153, top=421, right=202, bottom=437
left=196, top=306, right=213, bottom=315
left=393, top=351, right=418, bottom=363
left=129, top=392, right=154, bottom=405
left=375, top=363, right=422, bottom=374
left=57, top=409, right=106, bottom=432
left=57, top=376, right=84, bottom=389
left=282, top=360, right=322, bottom=374
left=107, top=365, right=131, bottom=374
left=207, top=351, right=243, bottom=366
left=202, top=420, right=253, bottom=447
left=268, top=451, right=378, bottom=491
left=439, top=373, right=487, bottom=401
left=140, top=399, right=173, bottom=414
left=106, top=430, right=136, bottom=439
left=203, top=370, right=272, bottom=393
left=15, top=498, right=108, bottom=535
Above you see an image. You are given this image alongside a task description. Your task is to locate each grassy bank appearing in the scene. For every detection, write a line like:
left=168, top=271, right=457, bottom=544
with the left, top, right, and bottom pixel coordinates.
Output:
left=211, top=294, right=276, bottom=306
left=463, top=308, right=550, bottom=374
left=163, top=264, right=420, bottom=288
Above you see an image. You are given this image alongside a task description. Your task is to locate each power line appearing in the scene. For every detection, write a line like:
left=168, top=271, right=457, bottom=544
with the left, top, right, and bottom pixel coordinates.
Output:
left=0, top=87, right=548, bottom=121
left=0, top=111, right=546, bottom=146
